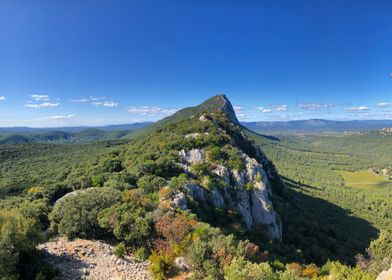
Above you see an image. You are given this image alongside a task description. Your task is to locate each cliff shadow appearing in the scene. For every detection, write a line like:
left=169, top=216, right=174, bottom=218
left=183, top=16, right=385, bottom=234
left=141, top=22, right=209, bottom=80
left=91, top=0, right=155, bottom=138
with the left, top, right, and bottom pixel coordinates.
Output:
left=275, top=177, right=379, bottom=265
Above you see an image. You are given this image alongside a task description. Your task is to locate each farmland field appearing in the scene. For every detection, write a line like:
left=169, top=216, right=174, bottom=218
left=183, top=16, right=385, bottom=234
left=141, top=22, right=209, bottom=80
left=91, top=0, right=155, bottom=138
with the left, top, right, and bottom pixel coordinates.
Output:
left=336, top=170, right=392, bottom=190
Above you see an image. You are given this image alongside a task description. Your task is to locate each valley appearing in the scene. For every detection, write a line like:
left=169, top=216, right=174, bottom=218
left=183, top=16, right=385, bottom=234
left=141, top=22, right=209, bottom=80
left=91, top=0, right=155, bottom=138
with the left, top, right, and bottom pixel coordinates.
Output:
left=0, top=96, right=391, bottom=280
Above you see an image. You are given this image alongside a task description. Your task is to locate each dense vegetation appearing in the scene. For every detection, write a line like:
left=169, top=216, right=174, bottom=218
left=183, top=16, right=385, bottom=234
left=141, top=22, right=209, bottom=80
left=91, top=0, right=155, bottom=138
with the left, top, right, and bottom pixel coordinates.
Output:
left=248, top=130, right=392, bottom=273
left=0, top=96, right=391, bottom=279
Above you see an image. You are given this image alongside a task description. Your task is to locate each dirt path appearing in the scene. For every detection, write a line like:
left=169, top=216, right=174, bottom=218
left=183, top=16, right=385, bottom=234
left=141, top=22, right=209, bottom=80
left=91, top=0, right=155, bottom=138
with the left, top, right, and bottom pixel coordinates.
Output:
left=38, top=237, right=152, bottom=280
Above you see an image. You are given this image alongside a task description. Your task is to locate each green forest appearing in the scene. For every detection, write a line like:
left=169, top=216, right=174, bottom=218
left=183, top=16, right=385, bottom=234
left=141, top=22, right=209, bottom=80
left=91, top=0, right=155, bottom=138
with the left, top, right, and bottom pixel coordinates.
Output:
left=1, top=99, right=391, bottom=280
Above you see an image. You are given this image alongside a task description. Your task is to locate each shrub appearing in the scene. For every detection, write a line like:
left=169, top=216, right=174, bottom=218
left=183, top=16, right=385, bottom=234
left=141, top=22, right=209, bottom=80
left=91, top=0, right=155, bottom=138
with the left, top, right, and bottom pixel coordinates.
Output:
left=114, top=243, right=126, bottom=259
left=137, top=175, right=166, bottom=194
left=149, top=251, right=173, bottom=280
left=102, top=159, right=123, bottom=173
left=0, top=209, right=41, bottom=279
left=50, top=188, right=120, bottom=239
left=224, top=257, right=275, bottom=280
left=98, top=202, right=153, bottom=247
left=133, top=247, right=149, bottom=261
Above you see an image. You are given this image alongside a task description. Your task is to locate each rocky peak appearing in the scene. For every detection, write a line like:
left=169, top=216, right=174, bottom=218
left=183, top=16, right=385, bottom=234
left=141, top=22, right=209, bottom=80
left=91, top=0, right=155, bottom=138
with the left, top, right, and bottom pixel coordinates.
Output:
left=197, top=94, right=240, bottom=125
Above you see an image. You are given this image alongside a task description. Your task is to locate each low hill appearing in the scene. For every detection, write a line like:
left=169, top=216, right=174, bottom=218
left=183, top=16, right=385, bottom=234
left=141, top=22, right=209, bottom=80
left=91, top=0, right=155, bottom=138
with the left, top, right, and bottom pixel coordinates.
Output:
left=243, top=119, right=392, bottom=133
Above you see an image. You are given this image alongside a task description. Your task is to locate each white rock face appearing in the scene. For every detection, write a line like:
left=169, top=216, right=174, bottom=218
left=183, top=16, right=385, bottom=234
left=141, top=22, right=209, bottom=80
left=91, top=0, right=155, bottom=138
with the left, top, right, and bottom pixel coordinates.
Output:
left=185, top=132, right=209, bottom=139
left=376, top=267, right=392, bottom=280
left=213, top=165, right=230, bottom=185
left=236, top=189, right=253, bottom=229
left=179, top=149, right=205, bottom=164
left=180, top=149, right=282, bottom=240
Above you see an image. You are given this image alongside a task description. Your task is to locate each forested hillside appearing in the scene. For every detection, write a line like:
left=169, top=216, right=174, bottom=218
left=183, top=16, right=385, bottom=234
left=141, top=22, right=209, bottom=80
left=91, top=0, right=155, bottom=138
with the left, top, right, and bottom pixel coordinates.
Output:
left=0, top=95, right=390, bottom=280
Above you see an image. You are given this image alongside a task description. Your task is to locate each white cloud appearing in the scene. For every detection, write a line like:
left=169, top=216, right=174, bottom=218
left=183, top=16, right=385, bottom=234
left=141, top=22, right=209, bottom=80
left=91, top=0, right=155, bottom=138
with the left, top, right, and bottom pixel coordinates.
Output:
left=299, top=103, right=332, bottom=110
left=346, top=106, right=370, bottom=112
left=233, top=106, right=243, bottom=113
left=377, top=102, right=391, bottom=108
left=25, top=102, right=60, bottom=108
left=90, top=96, right=105, bottom=101
left=93, top=101, right=119, bottom=107
left=127, top=106, right=178, bottom=116
left=275, top=105, right=288, bottom=112
left=257, top=107, right=272, bottom=113
left=44, top=114, right=76, bottom=120
left=71, top=98, right=89, bottom=103
left=31, top=94, right=50, bottom=101
left=0, top=96, right=6, bottom=101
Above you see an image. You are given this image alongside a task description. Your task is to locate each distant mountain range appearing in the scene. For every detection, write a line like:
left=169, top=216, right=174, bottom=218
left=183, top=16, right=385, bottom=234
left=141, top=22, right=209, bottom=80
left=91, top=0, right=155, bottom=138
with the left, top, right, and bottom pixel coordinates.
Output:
left=242, top=119, right=392, bottom=133
left=1, top=118, right=392, bottom=144
left=0, top=123, right=152, bottom=144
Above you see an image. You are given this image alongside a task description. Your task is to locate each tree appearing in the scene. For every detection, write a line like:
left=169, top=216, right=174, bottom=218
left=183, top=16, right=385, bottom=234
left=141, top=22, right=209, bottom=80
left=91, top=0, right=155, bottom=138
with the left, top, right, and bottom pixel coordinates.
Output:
left=50, top=188, right=120, bottom=239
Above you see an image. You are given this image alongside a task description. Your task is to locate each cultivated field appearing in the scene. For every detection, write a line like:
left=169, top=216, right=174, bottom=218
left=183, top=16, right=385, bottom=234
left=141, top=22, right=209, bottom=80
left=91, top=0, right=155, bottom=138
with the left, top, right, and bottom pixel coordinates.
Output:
left=336, top=170, right=392, bottom=190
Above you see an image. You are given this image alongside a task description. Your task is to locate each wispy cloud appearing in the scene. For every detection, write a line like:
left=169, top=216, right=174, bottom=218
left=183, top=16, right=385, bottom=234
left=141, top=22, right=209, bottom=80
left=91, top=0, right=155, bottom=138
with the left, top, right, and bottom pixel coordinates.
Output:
left=71, top=98, right=89, bottom=103
left=299, top=103, right=332, bottom=110
left=0, top=96, right=6, bottom=101
left=93, top=101, right=119, bottom=107
left=127, top=106, right=178, bottom=116
left=233, top=106, right=245, bottom=117
left=346, top=106, right=370, bottom=112
left=43, top=114, right=76, bottom=120
left=257, top=107, right=272, bottom=113
left=25, top=102, right=60, bottom=108
left=71, top=96, right=119, bottom=107
left=377, top=102, right=391, bottom=108
left=90, top=96, right=105, bottom=101
left=31, top=94, right=50, bottom=101
left=275, top=104, right=288, bottom=112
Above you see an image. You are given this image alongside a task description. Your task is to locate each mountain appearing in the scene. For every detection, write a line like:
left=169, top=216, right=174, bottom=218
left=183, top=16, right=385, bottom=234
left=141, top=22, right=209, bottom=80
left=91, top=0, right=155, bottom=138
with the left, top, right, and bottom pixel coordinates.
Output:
left=1, top=95, right=386, bottom=280
left=243, top=119, right=392, bottom=133
left=0, top=123, right=152, bottom=144
left=122, top=94, right=283, bottom=240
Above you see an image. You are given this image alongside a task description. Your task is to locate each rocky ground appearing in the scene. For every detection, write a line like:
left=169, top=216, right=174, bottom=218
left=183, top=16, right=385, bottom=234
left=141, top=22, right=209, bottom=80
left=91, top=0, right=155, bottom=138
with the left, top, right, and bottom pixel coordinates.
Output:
left=38, top=237, right=151, bottom=280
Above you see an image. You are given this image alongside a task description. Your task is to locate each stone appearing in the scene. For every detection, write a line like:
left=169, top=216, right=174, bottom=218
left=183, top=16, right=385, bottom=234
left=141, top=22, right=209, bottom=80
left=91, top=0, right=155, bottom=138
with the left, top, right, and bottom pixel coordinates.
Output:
left=170, top=192, right=188, bottom=210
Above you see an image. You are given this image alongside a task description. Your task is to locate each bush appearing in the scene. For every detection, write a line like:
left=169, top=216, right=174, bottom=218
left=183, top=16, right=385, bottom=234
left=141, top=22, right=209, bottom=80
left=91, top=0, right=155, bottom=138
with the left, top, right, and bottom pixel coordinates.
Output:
left=133, top=247, right=149, bottom=261
left=224, top=257, right=275, bottom=280
left=114, top=243, right=126, bottom=259
left=137, top=175, right=166, bottom=194
left=50, top=188, right=120, bottom=239
left=98, top=202, right=153, bottom=247
left=0, top=209, right=41, bottom=279
left=149, top=251, right=173, bottom=280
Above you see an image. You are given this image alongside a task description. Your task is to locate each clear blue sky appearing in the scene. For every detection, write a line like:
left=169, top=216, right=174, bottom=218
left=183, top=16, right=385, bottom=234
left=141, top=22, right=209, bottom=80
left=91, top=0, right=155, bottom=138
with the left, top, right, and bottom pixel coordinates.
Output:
left=1, top=0, right=392, bottom=127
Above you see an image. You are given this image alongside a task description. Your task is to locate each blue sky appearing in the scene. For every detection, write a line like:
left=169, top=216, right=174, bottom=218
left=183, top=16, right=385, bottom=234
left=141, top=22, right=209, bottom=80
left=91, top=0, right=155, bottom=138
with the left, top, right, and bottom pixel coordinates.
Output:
left=1, top=0, right=392, bottom=127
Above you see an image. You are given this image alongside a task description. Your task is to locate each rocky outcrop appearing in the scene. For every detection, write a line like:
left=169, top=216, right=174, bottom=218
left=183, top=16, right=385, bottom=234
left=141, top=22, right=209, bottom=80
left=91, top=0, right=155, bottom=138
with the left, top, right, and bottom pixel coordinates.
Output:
left=179, top=149, right=205, bottom=165
left=38, top=237, right=151, bottom=280
left=170, top=192, right=188, bottom=210
left=184, top=184, right=207, bottom=201
left=377, top=267, right=392, bottom=280
left=180, top=149, right=282, bottom=240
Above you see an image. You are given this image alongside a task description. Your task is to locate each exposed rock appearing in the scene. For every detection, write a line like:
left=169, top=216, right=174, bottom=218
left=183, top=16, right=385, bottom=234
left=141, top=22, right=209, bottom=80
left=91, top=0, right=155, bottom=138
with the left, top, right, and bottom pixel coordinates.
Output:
left=38, top=237, right=151, bottom=280
left=178, top=133, right=282, bottom=240
left=179, top=149, right=205, bottom=165
left=251, top=180, right=282, bottom=240
left=236, top=189, right=253, bottom=229
left=213, top=165, right=230, bottom=185
left=377, top=267, right=392, bottom=280
left=174, top=257, right=190, bottom=272
left=184, top=184, right=207, bottom=202
left=211, top=187, right=225, bottom=208
left=185, top=132, right=209, bottom=139
left=232, top=169, right=246, bottom=187
left=170, top=192, right=188, bottom=210
left=199, top=114, right=208, bottom=122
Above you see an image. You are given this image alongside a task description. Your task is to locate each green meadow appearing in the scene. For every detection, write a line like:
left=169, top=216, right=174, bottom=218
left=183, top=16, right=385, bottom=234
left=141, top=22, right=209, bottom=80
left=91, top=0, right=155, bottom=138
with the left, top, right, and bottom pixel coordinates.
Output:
left=336, top=170, right=392, bottom=190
